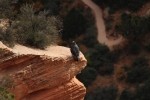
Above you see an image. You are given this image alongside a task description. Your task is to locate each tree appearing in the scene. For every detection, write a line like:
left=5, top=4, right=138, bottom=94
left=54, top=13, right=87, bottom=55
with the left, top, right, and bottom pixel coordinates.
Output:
left=85, top=86, right=118, bottom=100
left=126, top=57, right=150, bottom=84
left=135, top=79, right=150, bottom=100
left=86, top=44, right=116, bottom=75
left=62, top=8, right=87, bottom=40
left=77, top=67, right=98, bottom=87
left=41, top=0, right=60, bottom=15
left=119, top=90, right=134, bottom=100
left=93, top=0, right=149, bottom=12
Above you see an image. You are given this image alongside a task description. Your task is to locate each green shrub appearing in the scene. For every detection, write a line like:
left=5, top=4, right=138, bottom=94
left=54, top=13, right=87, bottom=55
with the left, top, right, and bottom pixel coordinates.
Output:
left=119, top=89, right=134, bottom=100
left=0, top=3, right=61, bottom=49
left=0, top=76, right=14, bottom=88
left=0, top=87, right=14, bottom=100
left=0, top=26, right=15, bottom=47
left=116, top=13, right=150, bottom=41
left=81, top=28, right=98, bottom=48
left=126, top=57, right=150, bottom=84
left=41, top=0, right=60, bottom=15
left=87, top=44, right=110, bottom=69
left=0, top=75, right=14, bottom=100
left=15, top=4, right=60, bottom=49
left=85, top=86, right=118, bottom=100
left=145, top=44, right=150, bottom=52
left=105, top=16, right=114, bottom=31
left=62, top=8, right=87, bottom=40
left=98, top=63, right=114, bottom=75
left=135, top=79, right=150, bottom=100
left=128, top=42, right=141, bottom=55
left=86, top=44, right=117, bottom=75
left=93, top=0, right=149, bottom=12
left=77, top=67, right=98, bottom=87
left=0, top=0, right=15, bottom=19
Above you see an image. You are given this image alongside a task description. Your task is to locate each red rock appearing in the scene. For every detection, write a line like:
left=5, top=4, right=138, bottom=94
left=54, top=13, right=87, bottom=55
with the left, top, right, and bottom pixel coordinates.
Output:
left=0, top=42, right=87, bottom=100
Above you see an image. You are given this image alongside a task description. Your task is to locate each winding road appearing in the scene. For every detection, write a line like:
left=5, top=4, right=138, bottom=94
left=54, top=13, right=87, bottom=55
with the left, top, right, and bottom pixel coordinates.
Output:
left=82, top=0, right=123, bottom=49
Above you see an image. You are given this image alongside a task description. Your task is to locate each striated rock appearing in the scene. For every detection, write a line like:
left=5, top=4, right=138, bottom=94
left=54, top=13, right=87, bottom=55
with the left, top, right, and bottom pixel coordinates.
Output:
left=24, top=78, right=86, bottom=100
left=0, top=42, right=87, bottom=100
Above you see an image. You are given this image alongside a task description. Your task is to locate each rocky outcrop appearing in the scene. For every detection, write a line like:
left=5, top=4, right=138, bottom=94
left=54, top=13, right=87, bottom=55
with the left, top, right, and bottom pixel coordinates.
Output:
left=0, top=42, right=87, bottom=100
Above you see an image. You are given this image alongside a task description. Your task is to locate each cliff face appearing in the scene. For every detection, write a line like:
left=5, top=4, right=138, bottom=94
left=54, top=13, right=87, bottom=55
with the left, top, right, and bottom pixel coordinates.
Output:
left=0, top=42, right=87, bottom=100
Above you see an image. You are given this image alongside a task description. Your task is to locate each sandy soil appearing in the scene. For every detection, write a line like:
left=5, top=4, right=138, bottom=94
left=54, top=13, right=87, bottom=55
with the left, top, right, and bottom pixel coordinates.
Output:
left=82, top=0, right=124, bottom=49
left=0, top=41, right=72, bottom=59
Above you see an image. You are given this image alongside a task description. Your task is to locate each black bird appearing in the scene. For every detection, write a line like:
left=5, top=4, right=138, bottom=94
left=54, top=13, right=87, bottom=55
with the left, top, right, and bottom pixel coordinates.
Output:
left=70, top=41, right=80, bottom=61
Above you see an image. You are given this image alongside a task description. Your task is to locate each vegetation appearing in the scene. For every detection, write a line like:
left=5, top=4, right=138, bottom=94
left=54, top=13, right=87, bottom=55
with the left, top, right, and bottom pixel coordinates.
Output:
left=0, top=26, right=15, bottom=47
left=119, top=90, right=134, bottom=100
left=62, top=8, right=87, bottom=41
left=85, top=86, right=118, bottom=100
left=135, top=79, right=150, bottom=100
left=41, top=0, right=60, bottom=15
left=15, top=4, right=60, bottom=49
left=0, top=0, right=15, bottom=19
left=125, top=57, right=150, bottom=84
left=77, top=67, right=98, bottom=87
left=116, top=13, right=150, bottom=41
left=0, top=2, right=61, bottom=49
left=93, top=0, right=149, bottom=12
left=0, top=75, right=14, bottom=100
left=87, top=44, right=119, bottom=75
left=77, top=43, right=120, bottom=87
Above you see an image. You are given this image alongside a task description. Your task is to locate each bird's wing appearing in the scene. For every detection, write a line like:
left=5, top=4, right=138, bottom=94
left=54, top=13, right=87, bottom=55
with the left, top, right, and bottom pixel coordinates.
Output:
left=73, top=46, right=79, bottom=56
left=70, top=48, right=77, bottom=56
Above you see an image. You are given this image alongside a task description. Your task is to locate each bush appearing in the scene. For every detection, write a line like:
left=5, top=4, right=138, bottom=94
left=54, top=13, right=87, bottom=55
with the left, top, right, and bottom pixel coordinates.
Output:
left=134, top=79, right=150, bottom=100
left=86, top=44, right=117, bottom=75
left=85, top=86, right=118, bottom=100
left=119, top=89, right=134, bottom=100
left=62, top=8, right=87, bottom=40
left=145, top=44, right=150, bottom=52
left=0, top=24, right=15, bottom=47
left=87, top=44, right=110, bottom=69
left=0, top=87, right=14, bottom=100
left=0, top=0, right=15, bottom=19
left=0, top=76, right=14, bottom=88
left=16, top=4, right=60, bottom=48
left=81, top=25, right=98, bottom=48
left=93, top=0, right=149, bottom=12
left=127, top=42, right=141, bottom=55
left=41, top=0, right=60, bottom=15
left=126, top=57, right=150, bottom=84
left=0, top=4, right=61, bottom=49
left=77, top=67, right=98, bottom=87
left=98, top=63, right=114, bottom=75
left=116, top=13, right=150, bottom=41
left=115, top=65, right=128, bottom=81
left=105, top=16, right=114, bottom=31
left=0, top=75, right=14, bottom=100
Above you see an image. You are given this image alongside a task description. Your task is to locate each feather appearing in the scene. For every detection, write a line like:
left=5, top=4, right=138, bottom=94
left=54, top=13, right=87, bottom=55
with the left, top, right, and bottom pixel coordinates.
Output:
left=70, top=41, right=80, bottom=61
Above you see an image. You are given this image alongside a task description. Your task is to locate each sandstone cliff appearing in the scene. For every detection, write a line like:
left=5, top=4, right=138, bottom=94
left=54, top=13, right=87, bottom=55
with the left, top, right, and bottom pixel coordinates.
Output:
left=0, top=42, right=87, bottom=100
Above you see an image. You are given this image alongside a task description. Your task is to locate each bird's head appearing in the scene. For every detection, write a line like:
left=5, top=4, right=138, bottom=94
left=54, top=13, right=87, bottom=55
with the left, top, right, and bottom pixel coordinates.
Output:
left=72, top=41, right=76, bottom=45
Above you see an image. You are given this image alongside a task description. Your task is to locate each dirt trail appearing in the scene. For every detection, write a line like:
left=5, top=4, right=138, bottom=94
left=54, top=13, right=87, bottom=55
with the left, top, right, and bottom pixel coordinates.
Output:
left=82, top=0, right=123, bottom=49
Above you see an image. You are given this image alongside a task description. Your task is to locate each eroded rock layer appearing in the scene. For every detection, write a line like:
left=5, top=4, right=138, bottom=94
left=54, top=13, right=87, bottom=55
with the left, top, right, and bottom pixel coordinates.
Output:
left=0, top=42, right=87, bottom=100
